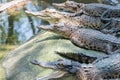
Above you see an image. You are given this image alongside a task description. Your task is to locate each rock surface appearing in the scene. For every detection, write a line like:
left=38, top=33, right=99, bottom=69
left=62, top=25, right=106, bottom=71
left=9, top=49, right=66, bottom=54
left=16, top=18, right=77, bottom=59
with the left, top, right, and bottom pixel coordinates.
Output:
left=2, top=32, right=106, bottom=80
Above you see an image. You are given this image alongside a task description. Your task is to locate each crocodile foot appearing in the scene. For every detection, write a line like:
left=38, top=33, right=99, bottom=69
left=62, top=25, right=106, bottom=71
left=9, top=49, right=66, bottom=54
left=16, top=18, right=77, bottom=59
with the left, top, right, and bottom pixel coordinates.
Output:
left=69, top=10, right=84, bottom=17
left=101, top=21, right=112, bottom=30
left=102, top=28, right=120, bottom=36
left=110, top=28, right=120, bottom=33
left=98, top=0, right=119, bottom=6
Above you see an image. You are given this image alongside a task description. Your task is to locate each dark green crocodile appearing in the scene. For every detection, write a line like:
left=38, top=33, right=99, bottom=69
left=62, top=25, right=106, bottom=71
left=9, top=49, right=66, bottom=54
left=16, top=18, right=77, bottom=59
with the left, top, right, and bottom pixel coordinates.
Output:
left=100, top=9, right=120, bottom=34
left=25, top=9, right=104, bottom=30
left=53, top=0, right=120, bottom=17
left=55, top=52, right=98, bottom=64
left=31, top=53, right=120, bottom=80
left=98, top=0, right=119, bottom=6
left=37, top=23, right=120, bottom=54
left=26, top=8, right=120, bottom=34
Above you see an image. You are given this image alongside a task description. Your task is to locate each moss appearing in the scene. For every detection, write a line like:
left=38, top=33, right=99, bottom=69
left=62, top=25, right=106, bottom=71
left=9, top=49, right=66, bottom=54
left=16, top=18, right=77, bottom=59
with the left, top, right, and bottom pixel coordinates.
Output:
left=2, top=32, right=106, bottom=80
left=0, top=45, right=17, bottom=80
left=0, top=66, right=6, bottom=80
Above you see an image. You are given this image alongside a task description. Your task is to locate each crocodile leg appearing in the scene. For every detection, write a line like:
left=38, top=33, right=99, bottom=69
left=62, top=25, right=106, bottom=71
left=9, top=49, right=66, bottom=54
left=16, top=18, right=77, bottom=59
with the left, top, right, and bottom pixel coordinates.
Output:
left=101, top=9, right=109, bottom=21
left=69, top=10, right=84, bottom=17
left=113, top=48, right=120, bottom=53
left=30, top=59, right=81, bottom=73
left=98, top=0, right=119, bottom=6
left=109, top=28, right=120, bottom=33
left=106, top=44, right=114, bottom=54
left=106, top=43, right=120, bottom=54
left=101, top=27, right=120, bottom=35
left=101, top=9, right=113, bottom=30
left=101, top=21, right=112, bottom=30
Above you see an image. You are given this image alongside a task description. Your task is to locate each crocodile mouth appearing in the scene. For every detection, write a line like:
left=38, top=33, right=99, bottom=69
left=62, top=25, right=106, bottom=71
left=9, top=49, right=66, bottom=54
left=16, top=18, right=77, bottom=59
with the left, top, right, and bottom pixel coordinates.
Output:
left=52, top=3, right=77, bottom=12
left=53, top=3, right=66, bottom=10
left=37, top=24, right=54, bottom=31
left=25, top=10, right=51, bottom=18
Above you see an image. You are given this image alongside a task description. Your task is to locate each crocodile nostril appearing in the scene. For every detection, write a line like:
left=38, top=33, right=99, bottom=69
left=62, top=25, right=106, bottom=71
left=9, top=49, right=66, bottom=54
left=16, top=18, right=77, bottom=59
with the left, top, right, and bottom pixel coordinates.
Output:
left=84, top=70, right=89, bottom=72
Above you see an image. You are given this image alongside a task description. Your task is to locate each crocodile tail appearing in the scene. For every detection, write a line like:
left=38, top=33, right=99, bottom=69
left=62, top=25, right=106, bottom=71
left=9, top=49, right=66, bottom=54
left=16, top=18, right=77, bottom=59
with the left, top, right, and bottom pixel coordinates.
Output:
left=101, top=9, right=111, bottom=22
left=55, top=51, right=97, bottom=64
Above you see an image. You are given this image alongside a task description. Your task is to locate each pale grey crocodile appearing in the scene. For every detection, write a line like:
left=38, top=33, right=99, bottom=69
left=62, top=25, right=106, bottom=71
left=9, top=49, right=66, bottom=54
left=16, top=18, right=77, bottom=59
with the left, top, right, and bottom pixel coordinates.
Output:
left=26, top=8, right=120, bottom=34
left=55, top=52, right=98, bottom=64
left=25, top=8, right=104, bottom=30
left=31, top=53, right=120, bottom=80
left=53, top=0, right=120, bottom=17
left=37, top=23, right=120, bottom=54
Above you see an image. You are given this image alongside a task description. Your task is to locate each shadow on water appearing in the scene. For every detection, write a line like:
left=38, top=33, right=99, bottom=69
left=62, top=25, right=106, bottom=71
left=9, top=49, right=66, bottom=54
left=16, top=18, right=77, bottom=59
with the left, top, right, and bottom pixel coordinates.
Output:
left=0, top=0, right=97, bottom=45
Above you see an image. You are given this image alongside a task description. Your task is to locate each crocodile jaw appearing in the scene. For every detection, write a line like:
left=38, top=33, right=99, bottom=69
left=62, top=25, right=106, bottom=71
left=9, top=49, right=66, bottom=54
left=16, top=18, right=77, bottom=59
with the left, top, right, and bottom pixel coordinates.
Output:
left=25, top=10, right=58, bottom=24
left=37, top=24, right=54, bottom=31
left=52, top=3, right=66, bottom=9
left=53, top=1, right=78, bottom=12
left=53, top=3, right=76, bottom=12
left=37, top=23, right=65, bottom=32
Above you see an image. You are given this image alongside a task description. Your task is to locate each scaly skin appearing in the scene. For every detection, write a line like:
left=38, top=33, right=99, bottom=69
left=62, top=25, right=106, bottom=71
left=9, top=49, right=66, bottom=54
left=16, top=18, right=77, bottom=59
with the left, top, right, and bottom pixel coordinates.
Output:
left=53, top=0, right=120, bottom=17
left=93, top=53, right=120, bottom=79
left=55, top=52, right=120, bottom=79
left=25, top=8, right=120, bottom=34
left=25, top=8, right=104, bottom=30
left=100, top=9, right=120, bottom=34
left=31, top=59, right=81, bottom=73
left=55, top=52, right=98, bottom=64
left=98, top=0, right=119, bottom=6
left=31, top=53, right=120, bottom=80
left=37, top=23, right=120, bottom=54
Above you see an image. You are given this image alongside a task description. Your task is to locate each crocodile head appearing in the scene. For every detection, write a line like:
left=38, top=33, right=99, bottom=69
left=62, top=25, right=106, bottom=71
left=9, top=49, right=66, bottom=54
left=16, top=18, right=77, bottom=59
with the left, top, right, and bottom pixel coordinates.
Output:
left=77, top=64, right=102, bottom=80
left=37, top=23, right=80, bottom=38
left=53, top=0, right=84, bottom=12
left=25, top=8, right=72, bottom=24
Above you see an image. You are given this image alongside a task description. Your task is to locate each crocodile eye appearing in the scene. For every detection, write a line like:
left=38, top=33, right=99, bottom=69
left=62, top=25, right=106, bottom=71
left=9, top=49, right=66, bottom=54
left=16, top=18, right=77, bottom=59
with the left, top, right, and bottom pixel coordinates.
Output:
left=45, top=10, right=48, bottom=13
left=89, top=66, right=92, bottom=68
left=70, top=3, right=74, bottom=5
left=83, top=67, right=87, bottom=69
left=53, top=11, right=56, bottom=13
left=58, top=63, right=63, bottom=66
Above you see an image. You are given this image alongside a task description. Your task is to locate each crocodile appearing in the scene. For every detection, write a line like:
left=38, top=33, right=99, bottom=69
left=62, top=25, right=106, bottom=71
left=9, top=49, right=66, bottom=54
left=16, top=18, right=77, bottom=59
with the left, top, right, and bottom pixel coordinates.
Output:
left=0, top=0, right=31, bottom=13
left=98, top=0, right=119, bottom=6
left=53, top=0, right=120, bottom=17
left=26, top=8, right=120, bottom=34
left=25, top=8, right=105, bottom=30
left=31, top=53, right=120, bottom=80
left=100, top=9, right=120, bottom=34
left=55, top=52, right=99, bottom=64
left=37, top=23, right=120, bottom=54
